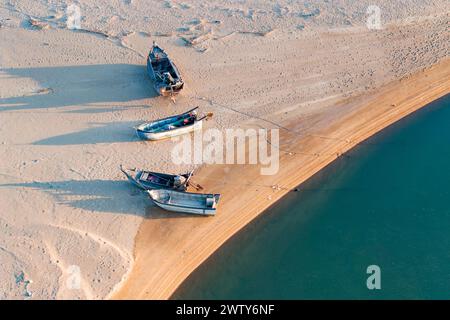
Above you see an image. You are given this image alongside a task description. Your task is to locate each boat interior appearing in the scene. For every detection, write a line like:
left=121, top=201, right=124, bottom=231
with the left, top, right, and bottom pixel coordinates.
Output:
left=141, top=113, right=197, bottom=133
left=139, top=172, right=173, bottom=187
left=152, top=58, right=179, bottom=81
left=156, top=191, right=217, bottom=209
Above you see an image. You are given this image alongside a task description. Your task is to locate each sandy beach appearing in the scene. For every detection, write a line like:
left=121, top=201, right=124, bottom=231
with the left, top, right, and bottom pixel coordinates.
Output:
left=0, top=1, right=449, bottom=299
left=114, top=58, right=450, bottom=299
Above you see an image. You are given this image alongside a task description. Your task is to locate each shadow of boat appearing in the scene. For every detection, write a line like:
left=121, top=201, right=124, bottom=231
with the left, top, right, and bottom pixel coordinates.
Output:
left=0, top=64, right=156, bottom=112
left=32, top=121, right=140, bottom=145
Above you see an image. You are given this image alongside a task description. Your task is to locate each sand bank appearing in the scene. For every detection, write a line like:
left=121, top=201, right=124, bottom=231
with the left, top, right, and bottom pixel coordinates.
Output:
left=113, top=58, right=449, bottom=299
left=1, top=1, right=449, bottom=299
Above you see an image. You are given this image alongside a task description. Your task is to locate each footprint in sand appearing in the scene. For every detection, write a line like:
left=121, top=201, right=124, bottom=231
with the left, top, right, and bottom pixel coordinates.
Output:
left=298, top=8, right=321, bottom=20
left=273, top=4, right=290, bottom=17
left=163, top=0, right=192, bottom=10
left=23, top=8, right=74, bottom=31
left=175, top=18, right=219, bottom=52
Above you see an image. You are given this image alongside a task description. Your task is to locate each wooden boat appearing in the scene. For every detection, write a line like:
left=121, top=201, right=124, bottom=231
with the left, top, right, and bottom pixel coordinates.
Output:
left=147, top=42, right=184, bottom=96
left=148, top=189, right=220, bottom=216
left=119, top=165, right=192, bottom=191
left=135, top=107, right=211, bottom=141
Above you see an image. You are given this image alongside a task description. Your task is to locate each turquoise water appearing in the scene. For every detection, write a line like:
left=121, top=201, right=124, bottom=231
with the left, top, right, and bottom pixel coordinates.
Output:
left=173, top=94, right=450, bottom=300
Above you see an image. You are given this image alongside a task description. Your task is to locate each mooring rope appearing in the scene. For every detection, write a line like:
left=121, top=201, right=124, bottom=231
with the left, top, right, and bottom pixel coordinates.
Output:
left=193, top=96, right=393, bottom=159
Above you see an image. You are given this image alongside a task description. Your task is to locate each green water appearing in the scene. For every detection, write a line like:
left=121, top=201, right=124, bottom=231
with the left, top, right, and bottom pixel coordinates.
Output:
left=173, top=94, right=450, bottom=300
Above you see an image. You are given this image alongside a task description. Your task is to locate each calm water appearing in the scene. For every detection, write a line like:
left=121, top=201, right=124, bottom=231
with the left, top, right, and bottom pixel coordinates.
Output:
left=174, top=94, right=450, bottom=300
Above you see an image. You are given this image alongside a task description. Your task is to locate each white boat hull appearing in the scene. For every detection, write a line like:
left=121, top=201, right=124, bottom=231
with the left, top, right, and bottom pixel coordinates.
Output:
left=148, top=189, right=220, bottom=216
left=136, top=120, right=202, bottom=141
left=153, top=201, right=216, bottom=216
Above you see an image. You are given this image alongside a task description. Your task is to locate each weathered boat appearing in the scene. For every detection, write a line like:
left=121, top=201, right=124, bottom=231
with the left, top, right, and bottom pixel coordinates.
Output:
left=147, top=42, right=184, bottom=96
left=135, top=107, right=211, bottom=141
left=148, top=189, right=220, bottom=216
left=120, top=165, right=192, bottom=191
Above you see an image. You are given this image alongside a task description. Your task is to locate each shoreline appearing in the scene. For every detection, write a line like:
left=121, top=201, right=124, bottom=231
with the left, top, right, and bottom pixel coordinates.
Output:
left=112, top=58, right=450, bottom=300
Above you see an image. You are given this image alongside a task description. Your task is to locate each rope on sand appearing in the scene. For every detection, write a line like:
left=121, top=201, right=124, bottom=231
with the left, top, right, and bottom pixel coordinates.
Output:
left=193, top=96, right=394, bottom=159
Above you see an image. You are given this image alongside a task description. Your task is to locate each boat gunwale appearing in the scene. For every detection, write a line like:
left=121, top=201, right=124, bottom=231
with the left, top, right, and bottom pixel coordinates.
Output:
left=119, top=165, right=189, bottom=191
left=148, top=190, right=220, bottom=212
left=136, top=107, right=199, bottom=134
left=147, top=44, right=184, bottom=94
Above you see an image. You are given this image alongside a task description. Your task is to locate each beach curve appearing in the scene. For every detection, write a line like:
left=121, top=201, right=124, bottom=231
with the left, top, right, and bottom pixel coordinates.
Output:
left=112, top=58, right=450, bottom=299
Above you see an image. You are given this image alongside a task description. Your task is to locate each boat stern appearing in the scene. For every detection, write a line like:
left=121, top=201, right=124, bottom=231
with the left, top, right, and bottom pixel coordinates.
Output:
left=159, top=82, right=184, bottom=96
